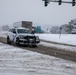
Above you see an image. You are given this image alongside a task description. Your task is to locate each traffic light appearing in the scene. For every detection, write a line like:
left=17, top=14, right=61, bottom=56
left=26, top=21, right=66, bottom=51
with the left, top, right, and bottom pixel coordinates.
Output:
left=72, top=0, right=75, bottom=6
left=59, top=0, right=62, bottom=5
left=45, top=0, right=48, bottom=6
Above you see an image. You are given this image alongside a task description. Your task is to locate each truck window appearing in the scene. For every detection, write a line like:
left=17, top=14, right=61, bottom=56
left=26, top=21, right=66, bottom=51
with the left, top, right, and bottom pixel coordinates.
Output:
left=17, top=29, right=31, bottom=33
left=12, top=29, right=16, bottom=34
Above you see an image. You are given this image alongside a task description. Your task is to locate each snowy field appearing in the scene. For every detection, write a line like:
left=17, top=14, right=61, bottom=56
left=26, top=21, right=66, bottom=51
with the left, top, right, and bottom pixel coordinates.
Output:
left=0, top=42, right=76, bottom=75
left=36, top=33, right=76, bottom=52
left=37, top=33, right=76, bottom=46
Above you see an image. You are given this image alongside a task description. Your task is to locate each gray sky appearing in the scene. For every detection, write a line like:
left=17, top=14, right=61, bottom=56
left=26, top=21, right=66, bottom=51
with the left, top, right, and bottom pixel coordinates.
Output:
left=0, top=0, right=76, bottom=29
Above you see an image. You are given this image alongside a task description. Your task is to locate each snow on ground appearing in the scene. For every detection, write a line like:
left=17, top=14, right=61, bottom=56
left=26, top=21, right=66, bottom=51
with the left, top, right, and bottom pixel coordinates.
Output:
left=0, top=31, right=76, bottom=52
left=37, top=33, right=76, bottom=46
left=0, top=31, right=76, bottom=46
left=40, top=41, right=76, bottom=52
left=1, top=31, right=76, bottom=46
left=0, top=31, right=8, bottom=38
left=0, top=42, right=76, bottom=75
left=36, top=33, right=76, bottom=52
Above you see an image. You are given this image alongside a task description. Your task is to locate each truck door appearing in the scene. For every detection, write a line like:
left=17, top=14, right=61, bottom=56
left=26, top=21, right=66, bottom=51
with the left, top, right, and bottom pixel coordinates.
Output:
left=10, top=29, right=16, bottom=41
left=12, top=29, right=17, bottom=41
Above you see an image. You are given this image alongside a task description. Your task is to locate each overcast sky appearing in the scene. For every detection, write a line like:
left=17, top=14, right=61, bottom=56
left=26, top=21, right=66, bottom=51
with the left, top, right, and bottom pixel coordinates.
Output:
left=0, top=0, right=76, bottom=29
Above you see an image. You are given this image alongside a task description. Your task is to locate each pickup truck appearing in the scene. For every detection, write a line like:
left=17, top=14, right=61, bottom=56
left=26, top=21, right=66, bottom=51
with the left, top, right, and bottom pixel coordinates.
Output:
left=7, top=27, right=40, bottom=47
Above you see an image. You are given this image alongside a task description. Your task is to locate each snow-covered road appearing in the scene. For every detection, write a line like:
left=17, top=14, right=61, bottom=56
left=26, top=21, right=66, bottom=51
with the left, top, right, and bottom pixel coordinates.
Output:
left=0, top=43, right=76, bottom=75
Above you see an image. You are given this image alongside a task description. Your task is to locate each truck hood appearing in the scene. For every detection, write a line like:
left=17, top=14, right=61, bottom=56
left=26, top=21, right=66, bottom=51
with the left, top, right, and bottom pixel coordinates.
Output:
left=17, top=33, right=35, bottom=36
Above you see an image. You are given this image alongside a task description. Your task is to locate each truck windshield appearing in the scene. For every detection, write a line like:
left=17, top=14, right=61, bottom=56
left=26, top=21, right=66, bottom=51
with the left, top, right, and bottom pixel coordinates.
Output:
left=17, top=29, right=31, bottom=34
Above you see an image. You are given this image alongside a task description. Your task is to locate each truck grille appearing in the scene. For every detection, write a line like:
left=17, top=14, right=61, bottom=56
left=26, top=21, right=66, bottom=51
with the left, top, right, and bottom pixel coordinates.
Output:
left=24, top=36, right=35, bottom=39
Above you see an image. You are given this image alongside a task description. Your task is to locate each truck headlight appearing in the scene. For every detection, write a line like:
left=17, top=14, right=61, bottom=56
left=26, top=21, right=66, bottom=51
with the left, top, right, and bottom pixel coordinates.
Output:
left=18, top=35, right=24, bottom=39
left=36, top=36, right=39, bottom=40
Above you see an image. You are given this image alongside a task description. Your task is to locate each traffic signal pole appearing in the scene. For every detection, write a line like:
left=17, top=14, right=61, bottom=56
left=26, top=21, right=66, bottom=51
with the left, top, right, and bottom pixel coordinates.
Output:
left=44, top=0, right=49, bottom=6
left=72, top=0, right=75, bottom=6
left=59, top=0, right=62, bottom=5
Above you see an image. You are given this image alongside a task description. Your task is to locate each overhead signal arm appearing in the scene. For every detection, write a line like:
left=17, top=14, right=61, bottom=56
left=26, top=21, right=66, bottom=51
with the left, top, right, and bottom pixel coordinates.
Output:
left=42, top=0, right=76, bottom=7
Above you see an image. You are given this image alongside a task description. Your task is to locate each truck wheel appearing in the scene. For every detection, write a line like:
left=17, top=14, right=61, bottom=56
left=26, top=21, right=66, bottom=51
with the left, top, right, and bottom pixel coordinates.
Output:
left=16, top=38, right=20, bottom=46
left=7, top=36, right=11, bottom=44
left=33, top=45, right=37, bottom=47
left=29, top=44, right=37, bottom=47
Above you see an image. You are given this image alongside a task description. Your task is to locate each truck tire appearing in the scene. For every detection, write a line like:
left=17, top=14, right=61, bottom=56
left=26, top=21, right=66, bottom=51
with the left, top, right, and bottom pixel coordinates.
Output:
left=33, top=45, right=37, bottom=47
left=7, top=36, right=11, bottom=44
left=16, top=38, right=20, bottom=46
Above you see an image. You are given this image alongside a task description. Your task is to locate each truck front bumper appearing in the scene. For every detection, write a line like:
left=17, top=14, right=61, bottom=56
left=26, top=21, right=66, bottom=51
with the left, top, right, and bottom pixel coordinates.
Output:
left=18, top=38, right=40, bottom=45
